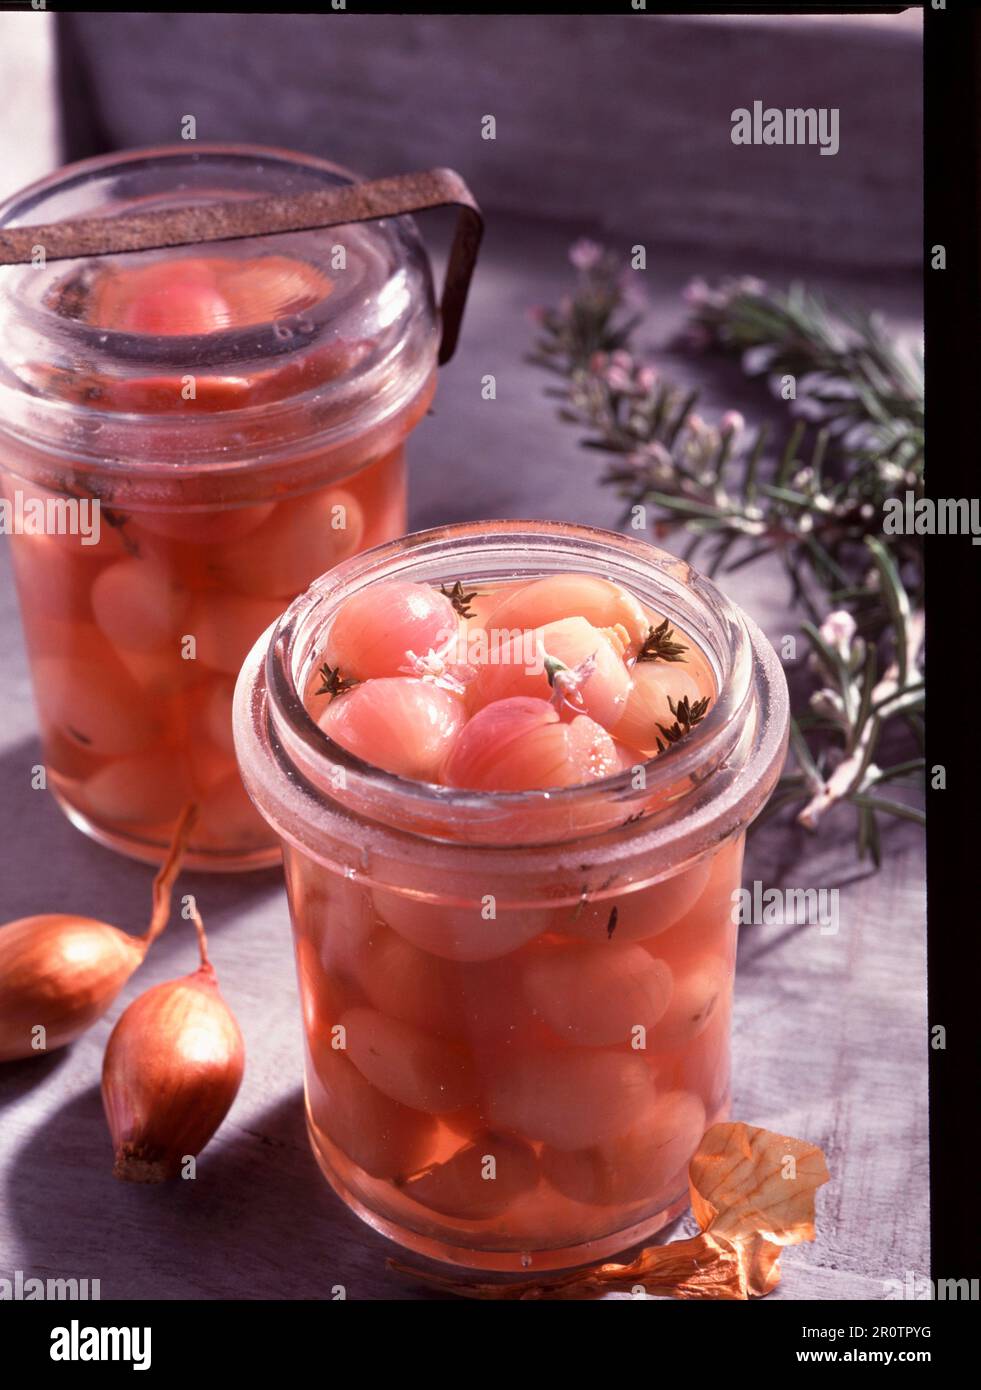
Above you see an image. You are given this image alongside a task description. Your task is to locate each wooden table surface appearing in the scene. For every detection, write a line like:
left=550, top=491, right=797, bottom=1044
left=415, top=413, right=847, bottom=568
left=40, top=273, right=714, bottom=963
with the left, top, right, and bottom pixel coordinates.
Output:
left=0, top=223, right=926, bottom=1300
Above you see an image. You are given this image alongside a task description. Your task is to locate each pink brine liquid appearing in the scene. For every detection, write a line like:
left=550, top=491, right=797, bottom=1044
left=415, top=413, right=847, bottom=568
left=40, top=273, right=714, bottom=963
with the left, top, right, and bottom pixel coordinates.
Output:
left=3, top=251, right=430, bottom=868
left=283, top=571, right=742, bottom=1267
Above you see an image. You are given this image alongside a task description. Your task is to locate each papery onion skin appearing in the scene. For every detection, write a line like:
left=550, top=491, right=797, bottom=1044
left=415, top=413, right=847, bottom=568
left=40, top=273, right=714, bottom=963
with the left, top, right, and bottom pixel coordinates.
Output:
left=102, top=961, right=245, bottom=1182
left=0, top=804, right=197, bottom=1064
left=0, top=915, right=144, bottom=1062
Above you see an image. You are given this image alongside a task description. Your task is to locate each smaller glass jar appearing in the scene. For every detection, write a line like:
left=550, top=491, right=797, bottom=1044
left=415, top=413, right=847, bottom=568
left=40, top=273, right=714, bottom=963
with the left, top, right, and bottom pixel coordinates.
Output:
left=234, top=521, right=789, bottom=1271
left=0, top=144, right=438, bottom=869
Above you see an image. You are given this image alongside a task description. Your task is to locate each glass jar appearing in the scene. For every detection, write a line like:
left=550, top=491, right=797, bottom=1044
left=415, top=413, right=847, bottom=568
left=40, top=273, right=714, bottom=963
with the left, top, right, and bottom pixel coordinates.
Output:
left=0, top=143, right=438, bottom=870
left=233, top=520, right=789, bottom=1271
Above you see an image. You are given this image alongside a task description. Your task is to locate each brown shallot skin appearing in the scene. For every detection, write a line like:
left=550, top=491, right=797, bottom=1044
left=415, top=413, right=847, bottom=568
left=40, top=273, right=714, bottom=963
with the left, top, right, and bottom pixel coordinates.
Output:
left=0, top=915, right=144, bottom=1063
left=0, top=805, right=197, bottom=1063
left=102, top=938, right=245, bottom=1183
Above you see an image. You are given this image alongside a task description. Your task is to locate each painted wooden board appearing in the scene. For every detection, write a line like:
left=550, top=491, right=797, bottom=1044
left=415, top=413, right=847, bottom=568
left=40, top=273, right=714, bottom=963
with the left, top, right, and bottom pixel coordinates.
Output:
left=58, top=10, right=922, bottom=268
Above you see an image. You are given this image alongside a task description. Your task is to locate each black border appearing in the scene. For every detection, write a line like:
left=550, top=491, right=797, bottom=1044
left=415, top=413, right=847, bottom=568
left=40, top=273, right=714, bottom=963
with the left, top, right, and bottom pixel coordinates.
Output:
left=924, top=0, right=981, bottom=1291
left=1, top=0, right=978, bottom=1352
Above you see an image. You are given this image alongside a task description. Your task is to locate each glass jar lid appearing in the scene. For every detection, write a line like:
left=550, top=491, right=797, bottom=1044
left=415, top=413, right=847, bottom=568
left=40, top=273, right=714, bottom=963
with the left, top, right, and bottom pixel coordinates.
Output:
left=0, top=144, right=439, bottom=489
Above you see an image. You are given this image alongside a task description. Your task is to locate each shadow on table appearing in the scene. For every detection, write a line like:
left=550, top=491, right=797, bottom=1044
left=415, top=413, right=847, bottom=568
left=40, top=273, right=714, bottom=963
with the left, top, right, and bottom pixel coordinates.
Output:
left=0, top=738, right=285, bottom=943
left=0, top=1049, right=71, bottom=1112
left=4, top=1084, right=434, bottom=1300
left=6, top=1076, right=690, bottom=1301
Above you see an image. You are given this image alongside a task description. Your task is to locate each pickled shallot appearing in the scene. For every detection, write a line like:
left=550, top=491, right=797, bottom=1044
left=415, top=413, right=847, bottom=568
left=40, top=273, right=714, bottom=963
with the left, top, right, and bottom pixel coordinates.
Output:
left=319, top=678, right=465, bottom=782
left=311, top=572, right=715, bottom=792
left=323, top=580, right=458, bottom=682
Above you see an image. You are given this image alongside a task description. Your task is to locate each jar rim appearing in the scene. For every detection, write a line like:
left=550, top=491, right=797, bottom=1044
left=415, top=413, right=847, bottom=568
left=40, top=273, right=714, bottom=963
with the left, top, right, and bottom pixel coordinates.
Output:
left=234, top=520, right=790, bottom=864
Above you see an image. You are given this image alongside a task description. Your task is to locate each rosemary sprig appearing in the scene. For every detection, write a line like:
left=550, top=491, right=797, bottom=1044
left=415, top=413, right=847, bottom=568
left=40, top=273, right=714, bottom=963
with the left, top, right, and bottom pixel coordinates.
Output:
left=528, top=238, right=646, bottom=377
left=637, top=618, right=689, bottom=663
left=440, top=580, right=480, bottom=618
left=529, top=247, right=925, bottom=865
left=684, top=277, right=924, bottom=478
left=315, top=664, right=358, bottom=699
